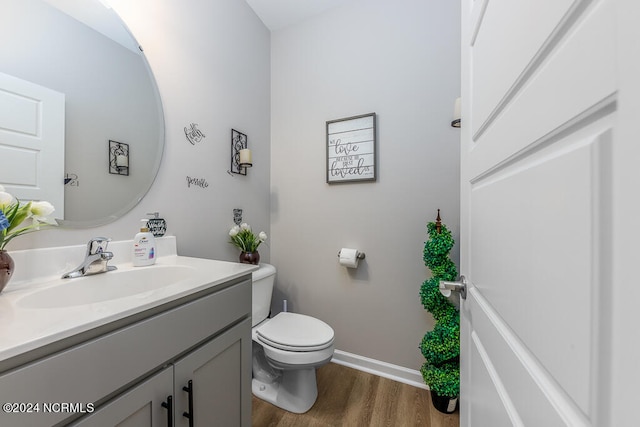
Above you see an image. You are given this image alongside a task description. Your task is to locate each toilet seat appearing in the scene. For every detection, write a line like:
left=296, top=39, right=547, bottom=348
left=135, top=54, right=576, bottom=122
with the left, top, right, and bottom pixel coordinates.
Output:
left=256, top=312, right=334, bottom=352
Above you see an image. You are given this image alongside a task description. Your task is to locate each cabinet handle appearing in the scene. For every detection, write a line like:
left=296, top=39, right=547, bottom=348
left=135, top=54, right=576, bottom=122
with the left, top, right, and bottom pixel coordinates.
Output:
left=182, top=380, right=194, bottom=427
left=161, top=395, right=173, bottom=427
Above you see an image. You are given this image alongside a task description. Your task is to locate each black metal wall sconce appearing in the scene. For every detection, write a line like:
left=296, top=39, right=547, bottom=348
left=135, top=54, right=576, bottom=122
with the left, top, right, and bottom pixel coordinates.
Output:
left=230, top=129, right=252, bottom=175
left=109, top=140, right=129, bottom=176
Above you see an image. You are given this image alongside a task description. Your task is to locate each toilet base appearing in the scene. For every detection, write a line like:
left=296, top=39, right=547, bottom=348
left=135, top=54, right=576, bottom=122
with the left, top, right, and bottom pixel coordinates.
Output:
left=252, top=367, right=318, bottom=414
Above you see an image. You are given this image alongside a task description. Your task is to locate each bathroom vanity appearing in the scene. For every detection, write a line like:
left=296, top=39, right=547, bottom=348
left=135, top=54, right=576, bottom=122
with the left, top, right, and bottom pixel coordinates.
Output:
left=0, top=237, right=256, bottom=426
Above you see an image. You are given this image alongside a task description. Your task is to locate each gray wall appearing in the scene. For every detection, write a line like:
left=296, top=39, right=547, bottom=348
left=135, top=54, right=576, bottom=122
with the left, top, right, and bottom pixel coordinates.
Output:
left=270, top=0, right=461, bottom=370
left=13, top=0, right=460, bottom=373
left=12, top=0, right=272, bottom=265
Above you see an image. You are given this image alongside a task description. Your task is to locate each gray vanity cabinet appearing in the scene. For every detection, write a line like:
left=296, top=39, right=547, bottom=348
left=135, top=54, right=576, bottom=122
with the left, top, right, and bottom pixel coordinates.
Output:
left=0, top=276, right=252, bottom=427
left=174, top=318, right=251, bottom=427
left=72, top=367, right=174, bottom=427
left=73, top=318, right=251, bottom=427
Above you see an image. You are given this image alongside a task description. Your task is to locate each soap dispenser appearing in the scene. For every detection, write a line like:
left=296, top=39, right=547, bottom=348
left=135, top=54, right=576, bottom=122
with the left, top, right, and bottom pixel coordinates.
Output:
left=132, top=219, right=156, bottom=267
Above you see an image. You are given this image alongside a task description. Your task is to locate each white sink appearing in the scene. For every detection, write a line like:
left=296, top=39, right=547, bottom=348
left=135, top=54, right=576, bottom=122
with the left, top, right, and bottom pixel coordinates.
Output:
left=18, top=265, right=196, bottom=309
left=0, top=238, right=258, bottom=364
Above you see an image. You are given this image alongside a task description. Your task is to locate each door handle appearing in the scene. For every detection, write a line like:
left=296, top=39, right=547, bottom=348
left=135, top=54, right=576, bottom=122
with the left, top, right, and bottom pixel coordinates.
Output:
left=439, top=276, right=468, bottom=299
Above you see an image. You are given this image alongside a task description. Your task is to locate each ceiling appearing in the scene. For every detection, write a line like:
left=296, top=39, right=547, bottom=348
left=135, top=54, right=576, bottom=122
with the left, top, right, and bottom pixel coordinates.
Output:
left=245, top=0, right=349, bottom=31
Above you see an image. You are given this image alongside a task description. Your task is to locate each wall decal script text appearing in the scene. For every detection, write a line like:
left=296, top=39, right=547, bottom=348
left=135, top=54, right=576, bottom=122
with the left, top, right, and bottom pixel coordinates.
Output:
left=184, top=123, right=206, bottom=145
left=186, top=176, right=209, bottom=188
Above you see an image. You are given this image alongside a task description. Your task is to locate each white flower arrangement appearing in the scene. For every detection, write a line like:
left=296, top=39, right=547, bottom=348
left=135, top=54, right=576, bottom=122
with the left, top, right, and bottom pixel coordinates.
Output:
left=228, top=223, right=267, bottom=253
left=0, top=185, right=56, bottom=251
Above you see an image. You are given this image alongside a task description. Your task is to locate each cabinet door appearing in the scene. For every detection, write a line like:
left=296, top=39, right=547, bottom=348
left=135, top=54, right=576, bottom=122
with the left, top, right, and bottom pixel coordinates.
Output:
left=174, top=318, right=251, bottom=427
left=71, top=367, right=174, bottom=427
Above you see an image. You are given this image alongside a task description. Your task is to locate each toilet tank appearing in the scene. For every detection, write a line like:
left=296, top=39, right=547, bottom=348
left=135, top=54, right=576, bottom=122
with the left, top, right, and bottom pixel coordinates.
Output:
left=251, top=263, right=276, bottom=327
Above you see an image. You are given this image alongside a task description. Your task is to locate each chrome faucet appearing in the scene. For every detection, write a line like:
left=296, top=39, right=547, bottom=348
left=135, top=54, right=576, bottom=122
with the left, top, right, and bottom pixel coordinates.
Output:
left=62, top=237, right=117, bottom=279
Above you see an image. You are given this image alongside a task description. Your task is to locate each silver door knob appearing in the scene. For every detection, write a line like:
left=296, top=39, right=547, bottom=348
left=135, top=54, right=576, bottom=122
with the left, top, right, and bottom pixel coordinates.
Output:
left=439, top=276, right=468, bottom=299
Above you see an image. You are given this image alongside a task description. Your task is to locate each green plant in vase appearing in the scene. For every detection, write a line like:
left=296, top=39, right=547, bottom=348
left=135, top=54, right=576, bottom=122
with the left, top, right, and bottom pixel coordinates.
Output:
left=419, top=210, right=460, bottom=413
left=228, top=223, right=267, bottom=265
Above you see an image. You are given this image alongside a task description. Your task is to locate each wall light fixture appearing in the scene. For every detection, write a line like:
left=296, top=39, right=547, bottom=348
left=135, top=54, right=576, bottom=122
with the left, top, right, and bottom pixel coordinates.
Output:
left=451, top=97, right=461, bottom=128
left=230, top=129, right=252, bottom=175
left=109, top=140, right=129, bottom=176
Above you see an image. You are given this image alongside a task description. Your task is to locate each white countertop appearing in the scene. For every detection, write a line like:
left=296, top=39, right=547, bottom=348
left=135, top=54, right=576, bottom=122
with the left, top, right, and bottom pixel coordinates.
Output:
left=0, top=238, right=258, bottom=364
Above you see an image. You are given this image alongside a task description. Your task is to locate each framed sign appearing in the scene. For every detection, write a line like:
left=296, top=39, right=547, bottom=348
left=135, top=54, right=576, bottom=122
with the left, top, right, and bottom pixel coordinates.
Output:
left=326, top=113, right=376, bottom=183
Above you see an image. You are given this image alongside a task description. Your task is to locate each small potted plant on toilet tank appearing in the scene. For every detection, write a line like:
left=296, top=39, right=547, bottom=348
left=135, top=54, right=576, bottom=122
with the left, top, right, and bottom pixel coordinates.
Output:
left=419, top=210, right=460, bottom=413
left=228, top=222, right=267, bottom=265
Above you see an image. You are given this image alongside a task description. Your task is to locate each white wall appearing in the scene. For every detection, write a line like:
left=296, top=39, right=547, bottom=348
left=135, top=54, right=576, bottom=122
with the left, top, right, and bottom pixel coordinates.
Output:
left=11, top=0, right=272, bottom=264
left=270, top=0, right=461, bottom=370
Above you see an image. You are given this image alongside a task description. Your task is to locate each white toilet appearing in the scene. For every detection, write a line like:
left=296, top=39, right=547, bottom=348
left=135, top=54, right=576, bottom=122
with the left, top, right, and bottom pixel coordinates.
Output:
left=251, top=263, right=335, bottom=413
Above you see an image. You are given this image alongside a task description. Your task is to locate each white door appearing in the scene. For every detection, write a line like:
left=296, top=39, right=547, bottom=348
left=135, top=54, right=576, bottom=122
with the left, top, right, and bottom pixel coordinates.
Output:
left=0, top=72, right=65, bottom=218
left=460, top=0, right=638, bottom=426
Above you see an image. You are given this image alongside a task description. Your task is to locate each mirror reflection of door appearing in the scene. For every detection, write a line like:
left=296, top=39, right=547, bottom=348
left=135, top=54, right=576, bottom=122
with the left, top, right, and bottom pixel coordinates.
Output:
left=0, top=0, right=164, bottom=227
left=0, top=72, right=65, bottom=219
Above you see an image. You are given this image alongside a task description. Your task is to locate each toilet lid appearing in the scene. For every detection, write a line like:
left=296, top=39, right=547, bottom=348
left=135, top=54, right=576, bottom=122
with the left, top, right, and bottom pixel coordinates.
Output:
left=256, top=312, right=334, bottom=352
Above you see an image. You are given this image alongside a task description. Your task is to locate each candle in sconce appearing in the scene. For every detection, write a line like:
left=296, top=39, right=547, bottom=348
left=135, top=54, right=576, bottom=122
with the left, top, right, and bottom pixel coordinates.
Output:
left=116, top=155, right=129, bottom=168
left=451, top=97, right=461, bottom=128
left=239, top=149, right=252, bottom=167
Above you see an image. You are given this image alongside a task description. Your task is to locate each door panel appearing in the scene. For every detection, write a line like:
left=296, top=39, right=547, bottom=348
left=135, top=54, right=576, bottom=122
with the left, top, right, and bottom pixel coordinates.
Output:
left=469, top=289, right=585, bottom=426
left=469, top=329, right=521, bottom=427
left=471, top=0, right=576, bottom=136
left=470, top=0, right=616, bottom=180
left=475, top=124, right=613, bottom=416
left=461, top=0, right=619, bottom=425
left=0, top=72, right=65, bottom=218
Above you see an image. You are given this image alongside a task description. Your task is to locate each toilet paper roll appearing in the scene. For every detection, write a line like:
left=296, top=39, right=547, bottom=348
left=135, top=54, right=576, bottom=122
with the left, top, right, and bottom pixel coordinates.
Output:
left=339, top=248, right=359, bottom=268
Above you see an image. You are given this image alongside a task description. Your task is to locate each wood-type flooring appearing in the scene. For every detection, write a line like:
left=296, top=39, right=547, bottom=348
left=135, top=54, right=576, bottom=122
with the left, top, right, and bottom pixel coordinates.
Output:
left=252, top=362, right=459, bottom=427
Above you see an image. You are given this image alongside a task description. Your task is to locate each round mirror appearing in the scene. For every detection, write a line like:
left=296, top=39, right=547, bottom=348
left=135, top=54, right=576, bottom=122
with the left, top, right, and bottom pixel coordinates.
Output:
left=0, top=0, right=164, bottom=228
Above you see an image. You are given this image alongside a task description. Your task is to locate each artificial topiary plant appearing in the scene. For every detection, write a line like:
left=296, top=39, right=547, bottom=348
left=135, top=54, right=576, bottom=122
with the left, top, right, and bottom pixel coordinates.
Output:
left=419, top=210, right=460, bottom=405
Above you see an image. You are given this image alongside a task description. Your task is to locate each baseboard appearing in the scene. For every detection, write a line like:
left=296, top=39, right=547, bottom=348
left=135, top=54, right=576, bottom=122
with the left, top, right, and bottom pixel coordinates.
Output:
left=331, top=349, right=428, bottom=390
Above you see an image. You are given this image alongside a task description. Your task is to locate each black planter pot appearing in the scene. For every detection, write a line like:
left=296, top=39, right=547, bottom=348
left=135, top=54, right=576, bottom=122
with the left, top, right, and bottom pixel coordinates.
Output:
left=430, top=390, right=459, bottom=414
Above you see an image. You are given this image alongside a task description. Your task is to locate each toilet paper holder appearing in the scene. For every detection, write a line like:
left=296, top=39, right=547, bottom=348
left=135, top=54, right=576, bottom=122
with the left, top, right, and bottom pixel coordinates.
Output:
left=337, top=250, right=366, bottom=260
